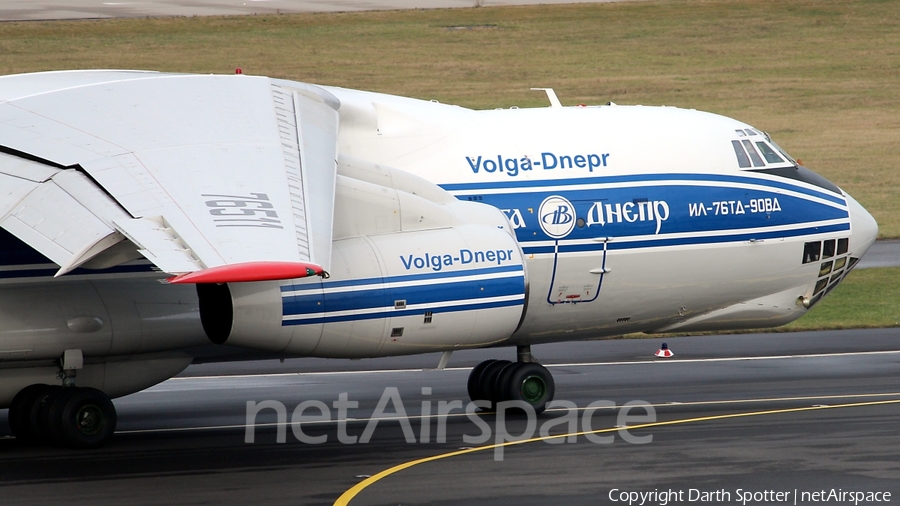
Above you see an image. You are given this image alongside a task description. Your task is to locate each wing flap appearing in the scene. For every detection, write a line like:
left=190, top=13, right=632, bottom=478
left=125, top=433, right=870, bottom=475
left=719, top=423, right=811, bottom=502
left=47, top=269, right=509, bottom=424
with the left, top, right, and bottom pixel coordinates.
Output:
left=0, top=73, right=339, bottom=280
left=114, top=216, right=203, bottom=274
left=0, top=179, right=120, bottom=270
left=78, top=154, right=170, bottom=218
left=0, top=171, right=40, bottom=218
left=0, top=150, right=59, bottom=182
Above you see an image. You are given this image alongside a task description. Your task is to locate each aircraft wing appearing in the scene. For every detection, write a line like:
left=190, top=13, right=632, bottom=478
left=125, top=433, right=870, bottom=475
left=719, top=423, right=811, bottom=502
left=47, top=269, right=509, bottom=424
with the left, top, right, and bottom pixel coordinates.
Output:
left=0, top=72, right=338, bottom=281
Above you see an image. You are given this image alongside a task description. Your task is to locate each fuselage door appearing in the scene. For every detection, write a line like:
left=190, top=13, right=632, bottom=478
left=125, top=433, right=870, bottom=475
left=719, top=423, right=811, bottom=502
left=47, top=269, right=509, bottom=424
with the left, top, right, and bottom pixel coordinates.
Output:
left=538, top=195, right=610, bottom=305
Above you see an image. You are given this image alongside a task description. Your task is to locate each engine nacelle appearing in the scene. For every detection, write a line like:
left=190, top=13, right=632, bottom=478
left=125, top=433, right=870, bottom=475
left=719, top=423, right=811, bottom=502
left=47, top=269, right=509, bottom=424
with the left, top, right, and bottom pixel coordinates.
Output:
left=197, top=170, right=529, bottom=358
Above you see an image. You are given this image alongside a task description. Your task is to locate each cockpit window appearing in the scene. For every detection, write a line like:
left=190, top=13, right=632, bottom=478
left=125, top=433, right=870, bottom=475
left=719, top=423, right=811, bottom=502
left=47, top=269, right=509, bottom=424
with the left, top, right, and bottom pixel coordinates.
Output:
left=755, top=142, right=785, bottom=164
left=732, top=141, right=751, bottom=168
left=741, top=140, right=766, bottom=167
left=767, top=139, right=797, bottom=164
left=732, top=135, right=790, bottom=169
left=731, top=132, right=841, bottom=194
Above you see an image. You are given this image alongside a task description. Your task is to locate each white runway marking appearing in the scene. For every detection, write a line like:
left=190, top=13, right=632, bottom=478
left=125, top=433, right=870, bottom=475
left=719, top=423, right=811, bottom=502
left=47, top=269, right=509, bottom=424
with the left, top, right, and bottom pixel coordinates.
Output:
left=169, top=349, right=900, bottom=382
left=116, top=391, right=900, bottom=435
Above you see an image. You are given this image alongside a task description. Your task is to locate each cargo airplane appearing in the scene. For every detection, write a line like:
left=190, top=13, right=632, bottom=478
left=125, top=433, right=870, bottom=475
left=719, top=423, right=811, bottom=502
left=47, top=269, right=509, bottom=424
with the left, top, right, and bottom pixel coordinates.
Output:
left=0, top=70, right=878, bottom=448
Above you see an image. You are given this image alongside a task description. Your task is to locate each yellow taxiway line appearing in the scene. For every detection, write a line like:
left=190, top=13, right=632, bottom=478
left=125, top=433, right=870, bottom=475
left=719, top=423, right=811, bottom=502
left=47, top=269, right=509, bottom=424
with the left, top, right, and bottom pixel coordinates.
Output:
left=333, top=398, right=900, bottom=505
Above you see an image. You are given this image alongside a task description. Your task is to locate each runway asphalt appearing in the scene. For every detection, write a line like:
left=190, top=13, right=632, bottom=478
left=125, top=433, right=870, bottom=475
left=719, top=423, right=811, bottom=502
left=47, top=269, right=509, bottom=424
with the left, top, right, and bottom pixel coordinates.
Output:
left=0, top=0, right=630, bottom=21
left=857, top=239, right=900, bottom=269
left=1, top=328, right=898, bottom=505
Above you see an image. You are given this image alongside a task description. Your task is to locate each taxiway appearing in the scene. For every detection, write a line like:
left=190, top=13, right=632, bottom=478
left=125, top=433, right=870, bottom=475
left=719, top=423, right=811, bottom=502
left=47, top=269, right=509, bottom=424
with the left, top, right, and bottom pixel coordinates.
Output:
left=1, top=329, right=898, bottom=505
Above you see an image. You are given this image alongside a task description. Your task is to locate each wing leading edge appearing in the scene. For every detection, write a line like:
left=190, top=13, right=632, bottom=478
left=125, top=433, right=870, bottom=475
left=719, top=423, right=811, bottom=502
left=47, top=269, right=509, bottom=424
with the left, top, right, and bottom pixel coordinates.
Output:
left=0, top=72, right=339, bottom=282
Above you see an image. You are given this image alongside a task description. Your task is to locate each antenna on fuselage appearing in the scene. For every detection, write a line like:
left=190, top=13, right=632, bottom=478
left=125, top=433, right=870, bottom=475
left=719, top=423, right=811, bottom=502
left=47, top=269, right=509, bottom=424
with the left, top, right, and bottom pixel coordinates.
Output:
left=530, top=87, right=562, bottom=108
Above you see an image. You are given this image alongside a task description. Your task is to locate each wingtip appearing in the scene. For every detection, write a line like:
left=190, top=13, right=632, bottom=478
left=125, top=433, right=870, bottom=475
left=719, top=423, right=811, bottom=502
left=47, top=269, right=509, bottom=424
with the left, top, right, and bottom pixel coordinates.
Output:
left=167, top=261, right=326, bottom=284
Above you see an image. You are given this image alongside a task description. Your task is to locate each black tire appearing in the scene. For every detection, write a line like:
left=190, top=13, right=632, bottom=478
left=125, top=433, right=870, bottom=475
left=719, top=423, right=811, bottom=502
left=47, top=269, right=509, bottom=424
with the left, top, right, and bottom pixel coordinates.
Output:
left=467, top=359, right=497, bottom=404
left=47, top=387, right=117, bottom=449
left=7, top=384, right=49, bottom=444
left=493, top=362, right=523, bottom=404
left=32, top=385, right=62, bottom=445
left=504, top=363, right=555, bottom=414
left=477, top=360, right=511, bottom=409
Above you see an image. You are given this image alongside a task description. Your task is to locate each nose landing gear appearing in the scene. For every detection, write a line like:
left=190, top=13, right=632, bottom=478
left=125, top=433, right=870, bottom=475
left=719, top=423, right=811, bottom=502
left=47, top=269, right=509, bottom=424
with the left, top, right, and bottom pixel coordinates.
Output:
left=467, top=345, right=555, bottom=413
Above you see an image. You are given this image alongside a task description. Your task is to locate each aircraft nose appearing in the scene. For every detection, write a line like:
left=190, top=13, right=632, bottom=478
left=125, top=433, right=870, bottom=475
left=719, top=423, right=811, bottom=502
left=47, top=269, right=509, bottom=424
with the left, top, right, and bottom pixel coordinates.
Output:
left=846, top=192, right=878, bottom=258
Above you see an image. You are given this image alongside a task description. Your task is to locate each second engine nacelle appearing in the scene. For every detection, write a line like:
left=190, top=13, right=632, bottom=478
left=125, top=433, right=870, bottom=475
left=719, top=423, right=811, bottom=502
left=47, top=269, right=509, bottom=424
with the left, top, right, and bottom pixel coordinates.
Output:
left=199, top=225, right=527, bottom=358
left=197, top=167, right=529, bottom=358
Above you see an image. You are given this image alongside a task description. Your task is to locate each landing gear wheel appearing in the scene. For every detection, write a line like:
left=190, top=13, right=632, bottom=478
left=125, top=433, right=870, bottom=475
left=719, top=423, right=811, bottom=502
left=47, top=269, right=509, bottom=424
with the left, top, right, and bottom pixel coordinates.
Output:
left=46, top=387, right=117, bottom=449
left=493, top=362, right=522, bottom=403
left=503, top=363, right=555, bottom=414
left=479, top=360, right=511, bottom=408
left=467, top=358, right=556, bottom=413
left=7, top=384, right=49, bottom=444
left=468, top=359, right=510, bottom=409
left=467, top=359, right=497, bottom=404
left=34, top=385, right=62, bottom=445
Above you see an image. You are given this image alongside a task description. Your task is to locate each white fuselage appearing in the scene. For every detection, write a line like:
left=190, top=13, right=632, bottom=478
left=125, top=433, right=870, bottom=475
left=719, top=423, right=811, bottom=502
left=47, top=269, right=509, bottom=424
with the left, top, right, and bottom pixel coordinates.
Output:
left=0, top=73, right=879, bottom=407
left=323, top=86, right=877, bottom=342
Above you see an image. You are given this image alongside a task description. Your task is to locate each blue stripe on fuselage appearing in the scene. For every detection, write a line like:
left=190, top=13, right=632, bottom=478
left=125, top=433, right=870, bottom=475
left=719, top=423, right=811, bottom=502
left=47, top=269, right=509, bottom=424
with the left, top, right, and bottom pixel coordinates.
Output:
left=282, top=270, right=525, bottom=316
left=443, top=175, right=848, bottom=246
left=280, top=264, right=524, bottom=292
left=281, top=297, right=524, bottom=326
left=440, top=172, right=846, bottom=205
left=520, top=222, right=852, bottom=255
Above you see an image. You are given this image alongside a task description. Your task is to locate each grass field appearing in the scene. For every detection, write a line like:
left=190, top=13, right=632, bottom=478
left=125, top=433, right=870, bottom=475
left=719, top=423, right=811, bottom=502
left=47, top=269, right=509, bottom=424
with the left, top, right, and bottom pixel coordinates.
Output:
left=0, top=0, right=897, bottom=237
left=623, top=265, right=900, bottom=338
left=784, top=266, right=900, bottom=330
left=0, top=0, right=896, bottom=332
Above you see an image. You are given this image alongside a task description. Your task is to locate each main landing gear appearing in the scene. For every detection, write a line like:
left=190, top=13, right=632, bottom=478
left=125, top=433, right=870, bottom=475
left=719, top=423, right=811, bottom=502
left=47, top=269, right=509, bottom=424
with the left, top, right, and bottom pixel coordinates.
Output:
left=6, top=350, right=117, bottom=449
left=466, top=345, right=555, bottom=413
